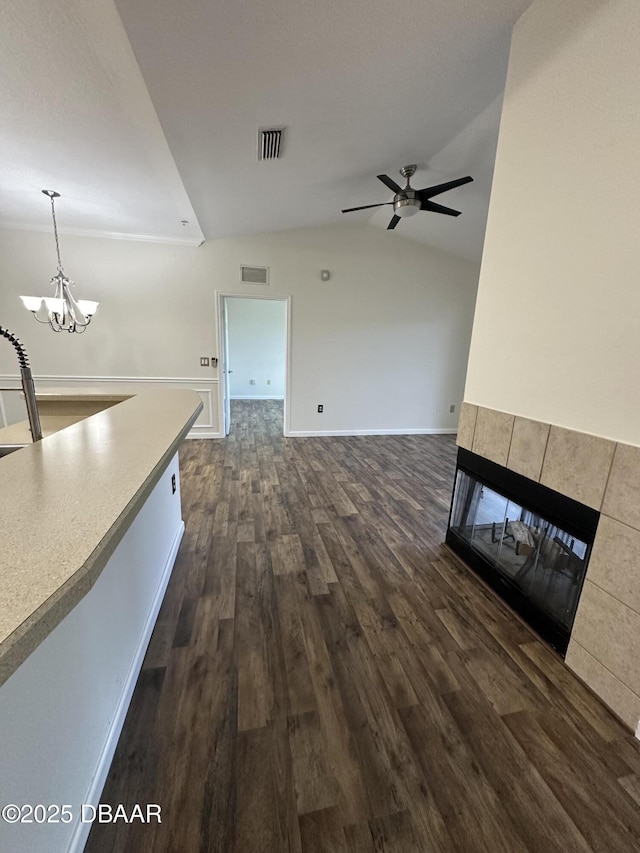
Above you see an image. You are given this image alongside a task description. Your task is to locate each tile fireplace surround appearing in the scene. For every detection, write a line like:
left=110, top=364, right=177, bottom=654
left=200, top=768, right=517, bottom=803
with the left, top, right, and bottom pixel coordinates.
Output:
left=456, top=402, right=640, bottom=737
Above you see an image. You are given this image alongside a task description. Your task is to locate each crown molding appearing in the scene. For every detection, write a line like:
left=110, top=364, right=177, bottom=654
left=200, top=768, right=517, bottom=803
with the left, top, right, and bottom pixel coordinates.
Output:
left=0, top=221, right=205, bottom=247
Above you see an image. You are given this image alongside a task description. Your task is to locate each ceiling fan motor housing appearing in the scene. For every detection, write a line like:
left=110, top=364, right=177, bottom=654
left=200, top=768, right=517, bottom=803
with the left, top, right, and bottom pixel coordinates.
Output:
left=394, top=190, right=421, bottom=217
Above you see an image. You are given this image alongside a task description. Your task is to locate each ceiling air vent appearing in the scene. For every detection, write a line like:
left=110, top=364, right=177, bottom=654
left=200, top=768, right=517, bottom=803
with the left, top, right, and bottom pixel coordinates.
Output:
left=241, top=265, right=269, bottom=285
left=258, top=127, right=284, bottom=161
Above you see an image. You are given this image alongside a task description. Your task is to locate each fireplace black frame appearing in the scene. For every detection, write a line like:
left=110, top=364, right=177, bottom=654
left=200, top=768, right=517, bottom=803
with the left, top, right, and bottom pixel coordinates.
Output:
left=445, top=448, right=600, bottom=655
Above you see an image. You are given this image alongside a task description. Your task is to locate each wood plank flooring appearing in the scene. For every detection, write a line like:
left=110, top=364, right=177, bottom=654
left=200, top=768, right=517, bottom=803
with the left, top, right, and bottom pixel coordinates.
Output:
left=86, top=400, right=640, bottom=852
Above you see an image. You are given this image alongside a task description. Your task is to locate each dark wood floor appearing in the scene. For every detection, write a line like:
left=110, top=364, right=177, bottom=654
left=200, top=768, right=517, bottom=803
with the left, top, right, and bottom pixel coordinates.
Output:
left=87, top=400, right=640, bottom=853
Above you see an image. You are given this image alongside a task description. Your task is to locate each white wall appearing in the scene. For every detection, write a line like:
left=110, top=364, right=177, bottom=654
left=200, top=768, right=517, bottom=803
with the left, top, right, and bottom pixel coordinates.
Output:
left=1, top=222, right=479, bottom=435
left=464, top=0, right=640, bottom=446
left=214, top=225, right=478, bottom=434
left=226, top=297, right=286, bottom=398
left=0, top=229, right=215, bottom=377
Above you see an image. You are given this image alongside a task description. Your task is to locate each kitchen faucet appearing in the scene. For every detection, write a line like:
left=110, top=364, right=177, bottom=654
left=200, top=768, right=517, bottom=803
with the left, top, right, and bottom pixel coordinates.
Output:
left=0, top=325, right=43, bottom=442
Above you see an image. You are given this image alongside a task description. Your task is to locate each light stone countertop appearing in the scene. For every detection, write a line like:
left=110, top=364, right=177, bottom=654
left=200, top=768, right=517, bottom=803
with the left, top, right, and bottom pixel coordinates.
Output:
left=0, top=415, right=92, bottom=444
left=34, top=393, right=131, bottom=402
left=0, top=389, right=203, bottom=686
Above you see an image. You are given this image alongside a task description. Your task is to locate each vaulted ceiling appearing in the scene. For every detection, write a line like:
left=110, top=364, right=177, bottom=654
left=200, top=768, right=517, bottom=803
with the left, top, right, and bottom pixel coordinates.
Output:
left=0, top=0, right=533, bottom=262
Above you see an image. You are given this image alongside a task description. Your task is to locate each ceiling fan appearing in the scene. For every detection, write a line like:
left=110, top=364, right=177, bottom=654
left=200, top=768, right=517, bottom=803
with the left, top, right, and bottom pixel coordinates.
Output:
left=342, top=165, right=473, bottom=230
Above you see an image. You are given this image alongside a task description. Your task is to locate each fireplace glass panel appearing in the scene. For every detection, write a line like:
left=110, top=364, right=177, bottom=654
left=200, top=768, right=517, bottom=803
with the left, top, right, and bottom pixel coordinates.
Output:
left=450, top=469, right=589, bottom=632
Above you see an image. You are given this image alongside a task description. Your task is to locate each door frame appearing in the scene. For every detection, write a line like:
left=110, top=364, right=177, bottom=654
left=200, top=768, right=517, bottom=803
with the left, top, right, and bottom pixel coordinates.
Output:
left=216, top=291, right=292, bottom=436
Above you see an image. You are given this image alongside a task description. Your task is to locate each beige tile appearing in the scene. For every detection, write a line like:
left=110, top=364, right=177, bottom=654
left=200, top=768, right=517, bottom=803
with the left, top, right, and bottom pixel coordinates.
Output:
left=471, top=407, right=514, bottom=466
left=571, top=580, right=640, bottom=697
left=456, top=402, right=477, bottom=450
left=566, top=639, right=640, bottom=732
left=540, top=426, right=615, bottom=509
left=602, top=442, right=640, bottom=532
left=587, top=515, right=640, bottom=615
left=506, top=417, right=550, bottom=482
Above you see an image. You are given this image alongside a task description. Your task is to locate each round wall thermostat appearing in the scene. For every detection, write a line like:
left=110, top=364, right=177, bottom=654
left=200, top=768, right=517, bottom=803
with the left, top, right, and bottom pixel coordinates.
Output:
left=320, top=270, right=331, bottom=281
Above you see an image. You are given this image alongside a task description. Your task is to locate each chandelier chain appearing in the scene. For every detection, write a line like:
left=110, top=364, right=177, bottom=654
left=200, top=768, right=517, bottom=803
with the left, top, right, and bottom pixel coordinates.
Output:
left=49, top=194, right=64, bottom=273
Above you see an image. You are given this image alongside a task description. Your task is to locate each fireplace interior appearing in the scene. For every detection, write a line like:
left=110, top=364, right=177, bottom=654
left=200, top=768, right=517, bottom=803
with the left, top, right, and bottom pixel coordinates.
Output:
left=446, top=448, right=600, bottom=655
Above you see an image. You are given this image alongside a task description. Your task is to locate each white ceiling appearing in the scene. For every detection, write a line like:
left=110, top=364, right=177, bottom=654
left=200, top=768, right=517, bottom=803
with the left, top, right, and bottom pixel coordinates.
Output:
left=0, top=0, right=533, bottom=261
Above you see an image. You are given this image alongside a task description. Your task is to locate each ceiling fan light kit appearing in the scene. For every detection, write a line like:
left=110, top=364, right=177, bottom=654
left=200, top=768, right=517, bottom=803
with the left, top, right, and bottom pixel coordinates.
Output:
left=342, top=164, right=473, bottom=230
left=392, top=165, right=419, bottom=218
left=394, top=194, right=420, bottom=218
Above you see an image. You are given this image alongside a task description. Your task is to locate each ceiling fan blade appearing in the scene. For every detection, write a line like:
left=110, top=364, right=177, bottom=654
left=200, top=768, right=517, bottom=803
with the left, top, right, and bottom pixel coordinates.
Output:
left=377, top=174, right=402, bottom=194
left=422, top=200, right=462, bottom=217
left=418, top=176, right=473, bottom=199
left=341, top=202, right=393, bottom=213
left=387, top=214, right=401, bottom=230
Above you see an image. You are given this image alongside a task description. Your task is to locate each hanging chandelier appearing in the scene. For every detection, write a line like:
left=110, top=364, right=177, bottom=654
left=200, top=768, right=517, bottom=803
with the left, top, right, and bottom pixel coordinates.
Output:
left=20, top=190, right=99, bottom=333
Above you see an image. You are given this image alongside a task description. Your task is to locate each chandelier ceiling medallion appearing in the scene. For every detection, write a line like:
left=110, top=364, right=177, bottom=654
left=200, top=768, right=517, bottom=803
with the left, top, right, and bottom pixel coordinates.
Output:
left=20, top=190, right=99, bottom=333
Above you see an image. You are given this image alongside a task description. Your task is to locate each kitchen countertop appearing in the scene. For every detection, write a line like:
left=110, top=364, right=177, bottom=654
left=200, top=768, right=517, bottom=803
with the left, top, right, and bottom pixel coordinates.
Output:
left=0, top=415, right=94, bottom=444
left=34, top=393, right=131, bottom=402
left=0, top=390, right=203, bottom=686
left=0, top=393, right=133, bottom=443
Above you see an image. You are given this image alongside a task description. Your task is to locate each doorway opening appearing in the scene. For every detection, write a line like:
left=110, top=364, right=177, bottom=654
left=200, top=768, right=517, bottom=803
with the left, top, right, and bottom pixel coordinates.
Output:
left=217, top=293, right=290, bottom=436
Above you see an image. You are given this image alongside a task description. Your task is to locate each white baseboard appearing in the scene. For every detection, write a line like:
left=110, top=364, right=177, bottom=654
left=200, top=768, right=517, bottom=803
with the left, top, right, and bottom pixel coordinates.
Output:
left=285, top=427, right=458, bottom=437
left=230, top=395, right=284, bottom=400
left=67, top=520, right=184, bottom=853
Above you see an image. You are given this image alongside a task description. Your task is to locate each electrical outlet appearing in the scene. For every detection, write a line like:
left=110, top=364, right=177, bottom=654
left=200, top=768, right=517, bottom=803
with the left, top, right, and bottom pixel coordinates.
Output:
left=250, top=379, right=256, bottom=385
left=450, top=404, right=456, bottom=413
left=266, top=379, right=271, bottom=385
left=200, top=356, right=210, bottom=367
left=171, top=473, right=176, bottom=494
left=317, top=404, right=323, bottom=413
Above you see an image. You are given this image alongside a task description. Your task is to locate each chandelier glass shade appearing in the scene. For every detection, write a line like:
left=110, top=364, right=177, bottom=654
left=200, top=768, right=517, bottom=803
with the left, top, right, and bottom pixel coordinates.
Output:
left=20, top=190, right=99, bottom=334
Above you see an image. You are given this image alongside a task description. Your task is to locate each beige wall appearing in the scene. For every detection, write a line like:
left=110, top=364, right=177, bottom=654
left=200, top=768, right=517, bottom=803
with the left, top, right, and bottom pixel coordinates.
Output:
left=0, top=223, right=478, bottom=435
left=464, top=0, right=640, bottom=446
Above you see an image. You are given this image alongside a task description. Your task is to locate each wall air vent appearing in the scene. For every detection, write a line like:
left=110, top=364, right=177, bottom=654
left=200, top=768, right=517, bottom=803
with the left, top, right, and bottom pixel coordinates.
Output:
left=241, top=265, right=269, bottom=285
left=258, top=127, right=284, bottom=160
